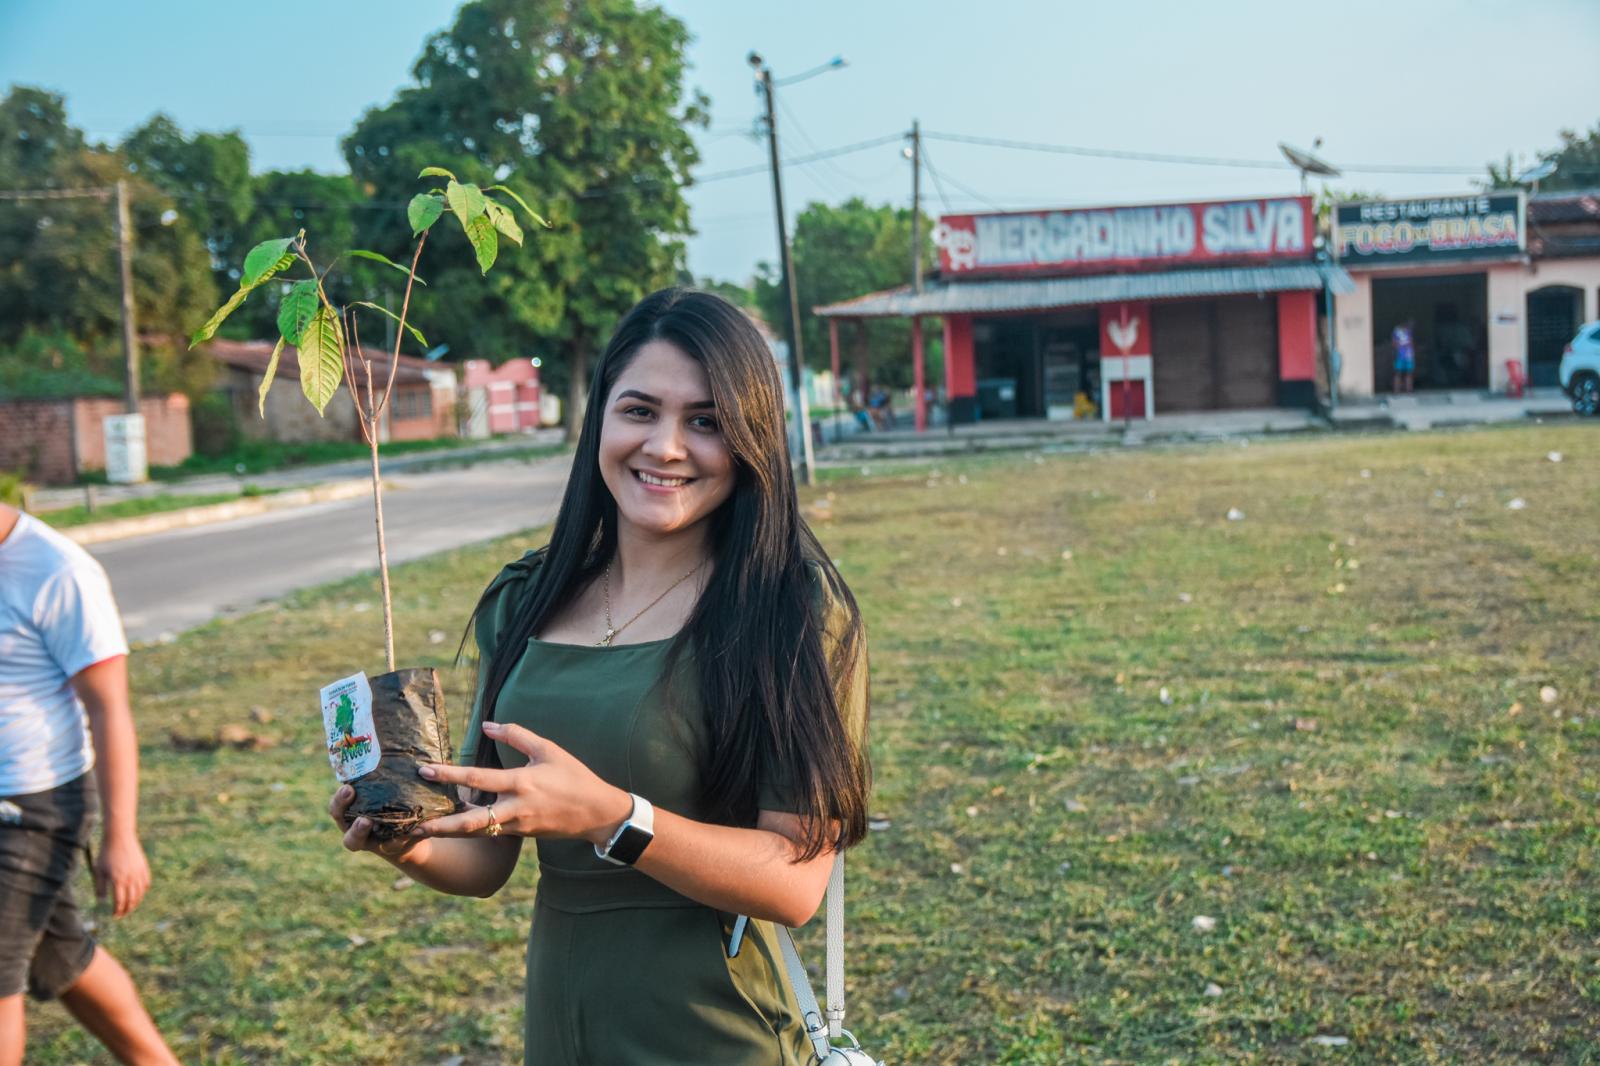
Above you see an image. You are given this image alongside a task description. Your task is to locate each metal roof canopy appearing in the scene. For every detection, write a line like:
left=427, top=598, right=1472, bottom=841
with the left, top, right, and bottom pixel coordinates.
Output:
left=814, top=263, right=1354, bottom=319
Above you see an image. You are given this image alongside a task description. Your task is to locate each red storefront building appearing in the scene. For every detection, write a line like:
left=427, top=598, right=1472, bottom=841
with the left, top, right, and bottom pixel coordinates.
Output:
left=816, top=194, right=1352, bottom=427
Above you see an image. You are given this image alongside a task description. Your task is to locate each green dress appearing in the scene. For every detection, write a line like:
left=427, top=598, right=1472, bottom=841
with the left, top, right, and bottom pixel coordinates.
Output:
left=463, top=552, right=866, bottom=1066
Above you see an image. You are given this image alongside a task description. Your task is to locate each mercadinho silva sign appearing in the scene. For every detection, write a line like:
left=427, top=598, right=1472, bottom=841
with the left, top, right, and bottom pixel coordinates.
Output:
left=934, top=196, right=1313, bottom=276
left=1333, top=192, right=1525, bottom=265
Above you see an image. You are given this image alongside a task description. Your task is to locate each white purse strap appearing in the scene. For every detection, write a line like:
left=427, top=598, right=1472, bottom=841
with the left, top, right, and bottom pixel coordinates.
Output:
left=775, top=852, right=847, bottom=1060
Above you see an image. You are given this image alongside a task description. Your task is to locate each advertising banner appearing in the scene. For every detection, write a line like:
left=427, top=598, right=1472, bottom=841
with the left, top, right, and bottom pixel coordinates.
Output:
left=1333, top=193, right=1524, bottom=265
left=935, top=196, right=1313, bottom=276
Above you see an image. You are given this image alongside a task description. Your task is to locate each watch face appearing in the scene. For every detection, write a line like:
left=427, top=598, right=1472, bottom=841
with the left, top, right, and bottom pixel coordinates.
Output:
left=608, top=824, right=653, bottom=866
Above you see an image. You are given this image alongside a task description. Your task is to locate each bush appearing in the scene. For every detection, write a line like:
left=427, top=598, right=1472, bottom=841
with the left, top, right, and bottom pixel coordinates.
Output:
left=190, top=393, right=243, bottom=458
left=0, top=470, right=33, bottom=508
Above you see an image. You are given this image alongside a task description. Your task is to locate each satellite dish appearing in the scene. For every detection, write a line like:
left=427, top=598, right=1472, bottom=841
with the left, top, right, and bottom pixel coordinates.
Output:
left=1515, top=159, right=1557, bottom=184
left=1279, top=142, right=1341, bottom=178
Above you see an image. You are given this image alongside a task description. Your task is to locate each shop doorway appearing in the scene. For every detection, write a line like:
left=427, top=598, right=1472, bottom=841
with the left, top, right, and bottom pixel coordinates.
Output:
left=1150, top=295, right=1277, bottom=412
left=1037, top=313, right=1101, bottom=419
left=1369, top=273, right=1488, bottom=392
left=1526, top=285, right=1583, bottom=388
left=972, top=312, right=1100, bottom=420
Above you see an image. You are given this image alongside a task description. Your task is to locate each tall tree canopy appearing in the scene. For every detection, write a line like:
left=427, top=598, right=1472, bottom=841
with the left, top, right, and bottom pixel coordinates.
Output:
left=1485, top=120, right=1600, bottom=191
left=343, top=0, right=706, bottom=429
left=754, top=198, right=935, bottom=402
left=0, top=87, right=218, bottom=395
left=122, top=114, right=252, bottom=284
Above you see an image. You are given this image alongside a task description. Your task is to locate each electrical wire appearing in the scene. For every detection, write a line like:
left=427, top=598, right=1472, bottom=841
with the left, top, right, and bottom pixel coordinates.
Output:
left=920, top=144, right=1003, bottom=212
left=922, top=131, right=1485, bottom=176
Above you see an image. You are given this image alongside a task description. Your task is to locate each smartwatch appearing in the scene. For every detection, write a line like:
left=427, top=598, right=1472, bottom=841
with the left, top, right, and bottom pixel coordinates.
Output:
left=595, top=793, right=655, bottom=867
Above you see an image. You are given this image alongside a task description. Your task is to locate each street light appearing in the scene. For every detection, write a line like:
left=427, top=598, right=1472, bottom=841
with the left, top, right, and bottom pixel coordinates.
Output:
left=748, top=51, right=848, bottom=486
left=773, top=54, right=847, bottom=87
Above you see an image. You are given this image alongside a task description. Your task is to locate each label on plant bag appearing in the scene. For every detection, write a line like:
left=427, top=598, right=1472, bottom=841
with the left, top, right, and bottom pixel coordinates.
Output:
left=321, top=672, right=381, bottom=781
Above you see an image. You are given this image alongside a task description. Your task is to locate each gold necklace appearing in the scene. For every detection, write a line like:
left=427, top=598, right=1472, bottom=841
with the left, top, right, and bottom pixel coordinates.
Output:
left=597, top=559, right=707, bottom=646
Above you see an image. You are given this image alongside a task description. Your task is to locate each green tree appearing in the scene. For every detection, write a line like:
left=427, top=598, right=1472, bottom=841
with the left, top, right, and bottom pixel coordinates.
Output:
left=228, top=170, right=375, bottom=340
left=121, top=114, right=253, bottom=282
left=342, top=0, right=705, bottom=435
left=753, top=198, right=936, bottom=403
left=696, top=277, right=754, bottom=309
left=0, top=87, right=218, bottom=396
left=1484, top=120, right=1600, bottom=191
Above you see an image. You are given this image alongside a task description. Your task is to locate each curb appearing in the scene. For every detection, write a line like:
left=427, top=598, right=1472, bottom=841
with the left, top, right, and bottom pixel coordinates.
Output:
left=64, top=479, right=374, bottom=546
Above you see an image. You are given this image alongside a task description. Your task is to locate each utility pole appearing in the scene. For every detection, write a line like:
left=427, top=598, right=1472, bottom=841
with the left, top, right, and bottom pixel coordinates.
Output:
left=908, top=120, right=927, bottom=432
left=910, top=120, right=923, bottom=295
left=114, top=179, right=140, bottom=413
left=749, top=52, right=815, bottom=486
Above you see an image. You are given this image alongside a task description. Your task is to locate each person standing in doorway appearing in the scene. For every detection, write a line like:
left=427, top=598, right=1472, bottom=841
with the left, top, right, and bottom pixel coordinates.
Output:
left=1392, top=318, right=1417, bottom=394
left=0, top=504, right=177, bottom=1066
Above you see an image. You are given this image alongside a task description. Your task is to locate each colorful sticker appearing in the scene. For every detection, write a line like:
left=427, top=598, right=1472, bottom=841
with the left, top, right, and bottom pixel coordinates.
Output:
left=320, top=672, right=381, bottom=781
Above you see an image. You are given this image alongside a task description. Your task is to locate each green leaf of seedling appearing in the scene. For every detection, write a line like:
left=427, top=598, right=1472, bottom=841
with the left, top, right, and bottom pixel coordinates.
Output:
left=297, top=306, right=345, bottom=415
left=484, top=200, right=523, bottom=247
left=276, top=280, right=320, bottom=346
left=407, top=193, right=445, bottom=236
left=258, top=335, right=285, bottom=418
left=486, top=185, right=548, bottom=228
left=352, top=301, right=427, bottom=350
left=189, top=285, right=250, bottom=347
left=241, top=237, right=297, bottom=288
left=463, top=212, right=498, bottom=274
left=347, top=248, right=426, bottom=285
left=418, top=166, right=457, bottom=181
left=446, top=180, right=487, bottom=227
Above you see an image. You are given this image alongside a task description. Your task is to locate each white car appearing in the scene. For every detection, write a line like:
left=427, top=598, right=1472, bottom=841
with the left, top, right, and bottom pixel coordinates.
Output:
left=1559, top=320, right=1600, bottom=416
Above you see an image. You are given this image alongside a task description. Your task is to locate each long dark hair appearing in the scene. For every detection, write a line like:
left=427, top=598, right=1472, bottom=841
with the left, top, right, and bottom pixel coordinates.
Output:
left=470, top=288, right=869, bottom=861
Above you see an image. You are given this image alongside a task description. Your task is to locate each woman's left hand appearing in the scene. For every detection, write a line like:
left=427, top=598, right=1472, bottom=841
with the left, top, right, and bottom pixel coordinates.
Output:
left=412, top=721, right=631, bottom=845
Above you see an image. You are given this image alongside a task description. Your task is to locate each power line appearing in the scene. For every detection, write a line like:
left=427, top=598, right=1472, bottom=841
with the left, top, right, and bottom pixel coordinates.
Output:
left=694, top=132, right=906, bottom=184
left=920, top=145, right=1003, bottom=212
left=922, top=131, right=1485, bottom=176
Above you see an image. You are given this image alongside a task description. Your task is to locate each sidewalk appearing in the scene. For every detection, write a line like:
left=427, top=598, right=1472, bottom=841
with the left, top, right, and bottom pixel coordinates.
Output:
left=30, top=430, right=568, bottom=513
left=1330, top=388, right=1573, bottom=431
left=815, top=390, right=1581, bottom=463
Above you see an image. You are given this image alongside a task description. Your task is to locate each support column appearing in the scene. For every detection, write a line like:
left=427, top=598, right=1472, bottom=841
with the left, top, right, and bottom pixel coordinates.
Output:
left=943, top=315, right=976, bottom=423
left=828, top=319, right=842, bottom=410
left=1275, top=290, right=1318, bottom=409
left=912, top=316, right=926, bottom=431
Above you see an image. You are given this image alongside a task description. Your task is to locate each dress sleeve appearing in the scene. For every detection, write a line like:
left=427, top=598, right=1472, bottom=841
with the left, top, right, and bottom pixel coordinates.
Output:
left=757, top=565, right=868, bottom=814
left=460, top=551, right=543, bottom=765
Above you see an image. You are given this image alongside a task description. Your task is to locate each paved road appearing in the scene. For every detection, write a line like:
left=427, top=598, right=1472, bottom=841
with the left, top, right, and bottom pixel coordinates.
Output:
left=90, top=456, right=572, bottom=643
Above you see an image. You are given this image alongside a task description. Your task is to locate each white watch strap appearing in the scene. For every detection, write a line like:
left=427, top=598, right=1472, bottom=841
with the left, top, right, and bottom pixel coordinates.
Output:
left=774, top=851, right=846, bottom=1059
left=594, top=793, right=653, bottom=864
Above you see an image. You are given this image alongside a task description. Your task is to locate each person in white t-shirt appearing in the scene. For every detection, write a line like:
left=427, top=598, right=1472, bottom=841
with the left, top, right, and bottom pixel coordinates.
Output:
left=0, top=504, right=176, bottom=1066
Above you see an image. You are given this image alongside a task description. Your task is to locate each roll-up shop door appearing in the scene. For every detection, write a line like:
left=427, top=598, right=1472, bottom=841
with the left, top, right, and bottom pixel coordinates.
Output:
left=1214, top=296, right=1279, bottom=409
left=1152, top=301, right=1216, bottom=412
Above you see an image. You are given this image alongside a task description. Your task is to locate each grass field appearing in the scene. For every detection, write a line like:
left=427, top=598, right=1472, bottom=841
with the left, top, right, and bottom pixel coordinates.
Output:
left=38, top=488, right=280, bottom=528
left=31, top=422, right=1599, bottom=1064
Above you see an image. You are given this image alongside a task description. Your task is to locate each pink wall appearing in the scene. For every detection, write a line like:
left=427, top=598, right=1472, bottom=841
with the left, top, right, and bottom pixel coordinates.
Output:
left=1275, top=291, right=1318, bottom=382
left=464, top=359, right=542, bottom=433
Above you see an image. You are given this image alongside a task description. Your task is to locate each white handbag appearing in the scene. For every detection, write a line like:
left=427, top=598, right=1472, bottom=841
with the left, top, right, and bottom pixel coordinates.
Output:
left=773, top=854, right=884, bottom=1065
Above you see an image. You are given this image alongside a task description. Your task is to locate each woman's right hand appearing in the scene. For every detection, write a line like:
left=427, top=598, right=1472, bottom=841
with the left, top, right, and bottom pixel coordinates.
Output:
left=329, top=784, right=428, bottom=864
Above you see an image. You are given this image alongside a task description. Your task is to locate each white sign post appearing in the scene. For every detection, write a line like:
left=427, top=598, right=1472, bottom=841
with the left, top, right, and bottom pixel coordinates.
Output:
left=104, top=413, right=148, bottom=484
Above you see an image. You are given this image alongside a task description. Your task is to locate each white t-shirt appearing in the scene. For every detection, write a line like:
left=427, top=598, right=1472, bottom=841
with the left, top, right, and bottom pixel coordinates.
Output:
left=0, top=512, right=129, bottom=796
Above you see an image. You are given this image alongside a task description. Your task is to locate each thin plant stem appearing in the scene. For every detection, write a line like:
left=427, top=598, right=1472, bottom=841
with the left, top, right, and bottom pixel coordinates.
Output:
left=349, top=313, right=396, bottom=672
left=376, top=232, right=429, bottom=419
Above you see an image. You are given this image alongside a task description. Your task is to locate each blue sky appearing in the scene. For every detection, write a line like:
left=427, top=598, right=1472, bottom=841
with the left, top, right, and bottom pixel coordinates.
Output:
left=4, top=0, right=1598, bottom=283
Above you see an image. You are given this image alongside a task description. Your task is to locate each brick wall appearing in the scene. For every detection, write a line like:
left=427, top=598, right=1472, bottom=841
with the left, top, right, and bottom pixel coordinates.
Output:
left=0, top=400, right=76, bottom=484
left=72, top=395, right=193, bottom=474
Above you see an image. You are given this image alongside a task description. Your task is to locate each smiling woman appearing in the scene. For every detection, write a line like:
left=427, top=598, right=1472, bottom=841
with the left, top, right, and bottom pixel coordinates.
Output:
left=328, top=288, right=871, bottom=1065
